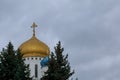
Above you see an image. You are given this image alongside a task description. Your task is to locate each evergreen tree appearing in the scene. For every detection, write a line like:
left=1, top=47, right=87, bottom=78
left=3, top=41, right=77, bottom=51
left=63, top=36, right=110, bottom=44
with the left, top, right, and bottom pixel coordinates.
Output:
left=0, top=42, right=31, bottom=80
left=14, top=50, right=31, bottom=80
left=41, top=41, right=74, bottom=80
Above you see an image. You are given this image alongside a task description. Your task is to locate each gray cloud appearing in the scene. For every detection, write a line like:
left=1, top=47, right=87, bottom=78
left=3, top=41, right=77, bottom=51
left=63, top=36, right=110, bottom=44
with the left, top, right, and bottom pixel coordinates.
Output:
left=0, top=0, right=120, bottom=80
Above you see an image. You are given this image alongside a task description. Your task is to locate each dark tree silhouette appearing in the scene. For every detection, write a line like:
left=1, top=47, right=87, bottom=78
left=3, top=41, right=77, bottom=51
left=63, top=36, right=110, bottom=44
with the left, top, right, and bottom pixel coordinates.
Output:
left=41, top=41, right=74, bottom=80
left=0, top=42, right=31, bottom=80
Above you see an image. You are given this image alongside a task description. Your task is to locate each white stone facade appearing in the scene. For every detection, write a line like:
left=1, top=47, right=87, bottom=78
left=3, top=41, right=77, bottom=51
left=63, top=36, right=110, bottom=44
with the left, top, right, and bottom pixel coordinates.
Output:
left=24, top=57, right=47, bottom=80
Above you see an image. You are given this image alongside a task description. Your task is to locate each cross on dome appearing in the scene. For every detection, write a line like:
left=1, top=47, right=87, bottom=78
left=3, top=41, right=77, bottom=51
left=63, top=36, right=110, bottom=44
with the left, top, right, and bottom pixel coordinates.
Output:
left=31, top=22, right=38, bottom=36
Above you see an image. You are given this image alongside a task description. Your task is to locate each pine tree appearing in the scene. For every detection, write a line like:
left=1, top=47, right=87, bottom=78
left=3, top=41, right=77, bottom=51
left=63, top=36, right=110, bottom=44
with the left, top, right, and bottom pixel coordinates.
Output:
left=41, top=41, right=74, bottom=80
left=0, top=42, right=31, bottom=80
left=14, top=50, right=31, bottom=80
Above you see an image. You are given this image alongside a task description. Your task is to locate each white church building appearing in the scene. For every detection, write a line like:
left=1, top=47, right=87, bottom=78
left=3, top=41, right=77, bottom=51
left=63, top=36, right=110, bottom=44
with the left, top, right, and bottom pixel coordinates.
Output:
left=19, top=22, right=50, bottom=80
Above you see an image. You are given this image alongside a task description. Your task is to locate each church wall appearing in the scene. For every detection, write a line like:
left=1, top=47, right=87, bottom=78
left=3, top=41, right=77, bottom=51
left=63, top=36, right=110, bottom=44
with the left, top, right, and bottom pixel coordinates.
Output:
left=24, top=57, right=43, bottom=80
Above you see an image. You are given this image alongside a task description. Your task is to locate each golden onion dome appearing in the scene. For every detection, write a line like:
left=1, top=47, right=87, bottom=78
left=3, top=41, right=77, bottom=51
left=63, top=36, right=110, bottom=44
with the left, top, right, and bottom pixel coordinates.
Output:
left=19, top=22, right=50, bottom=57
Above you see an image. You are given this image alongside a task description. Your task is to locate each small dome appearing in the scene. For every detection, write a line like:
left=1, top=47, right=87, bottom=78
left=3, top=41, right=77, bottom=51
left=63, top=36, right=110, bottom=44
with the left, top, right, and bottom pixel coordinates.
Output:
left=19, top=35, right=50, bottom=57
left=41, top=57, right=49, bottom=67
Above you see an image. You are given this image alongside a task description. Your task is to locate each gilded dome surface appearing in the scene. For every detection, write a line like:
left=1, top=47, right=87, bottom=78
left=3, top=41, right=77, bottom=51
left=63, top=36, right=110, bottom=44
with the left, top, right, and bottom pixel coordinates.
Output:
left=19, top=22, right=50, bottom=57
left=19, top=35, right=50, bottom=57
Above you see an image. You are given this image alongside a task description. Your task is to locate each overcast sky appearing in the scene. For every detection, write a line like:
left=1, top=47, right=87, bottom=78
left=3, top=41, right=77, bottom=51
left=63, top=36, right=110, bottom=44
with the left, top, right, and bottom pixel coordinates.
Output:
left=1, top=0, right=120, bottom=80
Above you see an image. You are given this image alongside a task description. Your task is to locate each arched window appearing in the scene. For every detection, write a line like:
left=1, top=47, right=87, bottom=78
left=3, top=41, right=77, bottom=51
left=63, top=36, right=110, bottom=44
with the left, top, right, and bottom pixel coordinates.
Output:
left=35, top=64, right=38, bottom=78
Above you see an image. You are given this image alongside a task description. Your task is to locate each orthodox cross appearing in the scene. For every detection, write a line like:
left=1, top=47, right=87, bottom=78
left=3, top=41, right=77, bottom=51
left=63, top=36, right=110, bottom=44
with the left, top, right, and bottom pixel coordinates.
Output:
left=31, top=22, right=37, bottom=36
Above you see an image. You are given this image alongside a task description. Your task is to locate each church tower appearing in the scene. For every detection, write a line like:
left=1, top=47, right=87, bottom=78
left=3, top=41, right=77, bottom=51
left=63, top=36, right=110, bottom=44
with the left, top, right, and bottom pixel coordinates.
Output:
left=19, top=22, right=50, bottom=80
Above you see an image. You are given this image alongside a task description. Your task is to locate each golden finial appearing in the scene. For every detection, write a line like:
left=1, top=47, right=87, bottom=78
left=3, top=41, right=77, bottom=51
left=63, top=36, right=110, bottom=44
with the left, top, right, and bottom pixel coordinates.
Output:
left=31, top=22, right=37, bottom=36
